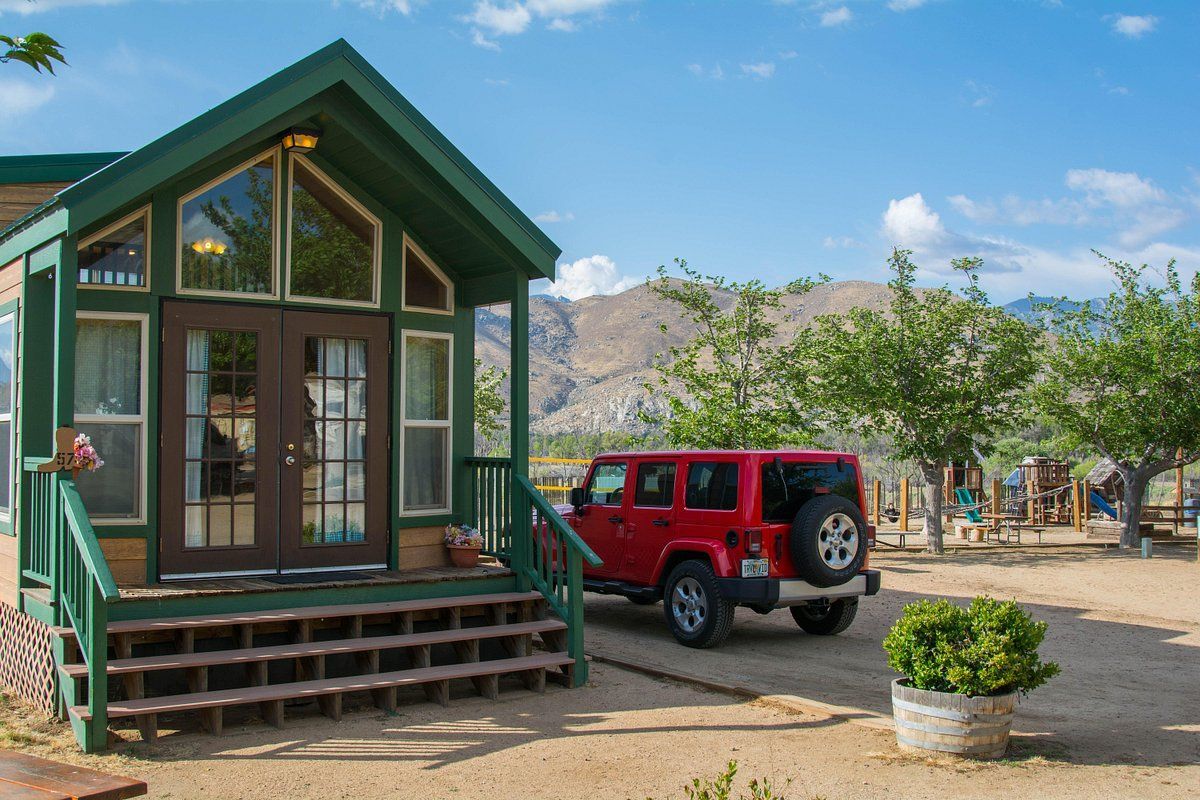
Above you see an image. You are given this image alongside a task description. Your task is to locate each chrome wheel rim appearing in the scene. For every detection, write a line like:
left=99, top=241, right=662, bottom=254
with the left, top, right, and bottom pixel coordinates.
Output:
left=818, top=512, right=859, bottom=569
left=671, top=577, right=708, bottom=634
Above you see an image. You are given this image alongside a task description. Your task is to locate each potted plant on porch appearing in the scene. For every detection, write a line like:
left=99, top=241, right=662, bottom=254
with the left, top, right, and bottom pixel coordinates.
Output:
left=444, top=524, right=485, bottom=568
left=883, top=596, right=1059, bottom=758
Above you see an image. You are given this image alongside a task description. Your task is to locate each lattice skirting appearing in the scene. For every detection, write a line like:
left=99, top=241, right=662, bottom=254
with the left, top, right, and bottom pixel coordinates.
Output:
left=0, top=600, right=55, bottom=713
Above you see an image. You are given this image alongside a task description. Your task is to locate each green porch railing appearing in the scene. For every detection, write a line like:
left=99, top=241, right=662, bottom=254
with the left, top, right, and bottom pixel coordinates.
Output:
left=466, top=457, right=513, bottom=557
left=21, top=459, right=118, bottom=753
left=512, top=474, right=602, bottom=686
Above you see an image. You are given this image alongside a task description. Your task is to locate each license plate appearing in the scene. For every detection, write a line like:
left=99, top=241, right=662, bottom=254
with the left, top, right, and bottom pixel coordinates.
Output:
left=741, top=558, right=769, bottom=578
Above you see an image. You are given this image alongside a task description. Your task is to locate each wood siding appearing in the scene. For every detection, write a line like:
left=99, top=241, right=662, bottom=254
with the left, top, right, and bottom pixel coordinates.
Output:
left=398, top=525, right=451, bottom=570
left=0, top=182, right=70, bottom=229
left=99, top=538, right=146, bottom=587
left=0, top=536, right=16, bottom=606
left=0, top=256, right=19, bottom=602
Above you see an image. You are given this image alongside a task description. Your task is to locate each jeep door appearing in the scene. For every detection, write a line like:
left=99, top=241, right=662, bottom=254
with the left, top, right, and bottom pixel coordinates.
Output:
left=623, top=459, right=679, bottom=583
left=569, top=458, right=629, bottom=576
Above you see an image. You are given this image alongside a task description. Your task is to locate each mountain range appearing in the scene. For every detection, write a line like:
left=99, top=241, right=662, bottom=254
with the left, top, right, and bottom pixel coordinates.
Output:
left=475, top=281, right=1092, bottom=435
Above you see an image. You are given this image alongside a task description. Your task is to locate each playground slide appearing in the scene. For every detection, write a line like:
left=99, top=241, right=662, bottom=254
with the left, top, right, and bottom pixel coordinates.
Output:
left=1089, top=491, right=1117, bottom=520
left=955, top=488, right=983, bottom=524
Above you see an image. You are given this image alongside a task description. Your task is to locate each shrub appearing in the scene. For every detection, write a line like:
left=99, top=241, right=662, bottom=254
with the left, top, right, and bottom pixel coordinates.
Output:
left=647, top=761, right=788, bottom=800
left=882, top=597, right=1060, bottom=696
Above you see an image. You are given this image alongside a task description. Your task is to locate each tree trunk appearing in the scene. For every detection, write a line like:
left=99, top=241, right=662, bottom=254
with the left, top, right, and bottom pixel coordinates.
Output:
left=1119, top=467, right=1149, bottom=549
left=919, top=462, right=946, bottom=554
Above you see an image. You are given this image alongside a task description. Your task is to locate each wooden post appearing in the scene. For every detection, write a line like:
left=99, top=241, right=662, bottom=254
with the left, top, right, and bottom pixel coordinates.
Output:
left=1082, top=480, right=1091, bottom=522
left=944, top=469, right=954, bottom=523
left=1026, top=479, right=1036, bottom=524
left=990, top=479, right=1001, bottom=520
left=1071, top=480, right=1082, bottom=532
left=1176, top=447, right=1184, bottom=510
left=872, top=479, right=881, bottom=527
left=509, top=273, right=530, bottom=592
left=899, top=478, right=910, bottom=533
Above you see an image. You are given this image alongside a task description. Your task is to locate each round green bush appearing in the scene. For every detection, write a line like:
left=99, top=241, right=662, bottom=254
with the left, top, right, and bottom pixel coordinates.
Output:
left=882, top=596, right=1060, bottom=697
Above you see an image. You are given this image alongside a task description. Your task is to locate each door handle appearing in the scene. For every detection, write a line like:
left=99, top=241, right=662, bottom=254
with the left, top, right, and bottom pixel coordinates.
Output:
left=652, top=519, right=669, bottom=527
left=284, top=455, right=296, bottom=466
left=608, top=515, right=623, bottom=524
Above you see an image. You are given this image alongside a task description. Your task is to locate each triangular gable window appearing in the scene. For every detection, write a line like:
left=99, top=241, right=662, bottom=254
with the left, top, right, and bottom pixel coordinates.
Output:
left=403, top=239, right=453, bottom=313
left=287, top=155, right=381, bottom=305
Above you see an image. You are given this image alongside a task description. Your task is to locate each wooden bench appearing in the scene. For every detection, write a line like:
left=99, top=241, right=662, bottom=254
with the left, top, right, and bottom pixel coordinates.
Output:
left=0, top=751, right=145, bottom=800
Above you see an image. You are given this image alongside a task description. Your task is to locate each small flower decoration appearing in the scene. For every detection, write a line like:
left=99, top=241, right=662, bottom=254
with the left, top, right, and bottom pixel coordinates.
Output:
left=444, top=524, right=483, bottom=549
left=73, top=433, right=104, bottom=472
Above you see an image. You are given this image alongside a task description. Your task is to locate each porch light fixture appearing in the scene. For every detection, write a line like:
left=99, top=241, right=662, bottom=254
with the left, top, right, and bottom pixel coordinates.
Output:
left=282, top=127, right=321, bottom=153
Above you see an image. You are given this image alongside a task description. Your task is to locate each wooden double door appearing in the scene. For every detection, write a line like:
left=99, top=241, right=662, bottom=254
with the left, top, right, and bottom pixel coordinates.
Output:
left=159, top=302, right=390, bottom=578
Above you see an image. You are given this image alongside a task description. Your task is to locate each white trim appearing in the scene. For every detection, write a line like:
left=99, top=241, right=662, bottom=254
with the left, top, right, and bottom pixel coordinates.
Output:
left=401, top=234, right=454, bottom=315
left=399, top=330, right=453, bottom=516
left=74, top=311, right=149, bottom=525
left=161, top=569, right=277, bottom=581
left=176, top=147, right=281, bottom=300
left=77, top=206, right=151, bottom=292
left=283, top=154, right=382, bottom=309
left=0, top=310, right=14, bottom=522
left=279, top=563, right=388, bottom=575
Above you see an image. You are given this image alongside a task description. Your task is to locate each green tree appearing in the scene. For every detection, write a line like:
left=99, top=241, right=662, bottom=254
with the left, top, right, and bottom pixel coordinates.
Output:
left=1, top=32, right=64, bottom=74
left=473, top=358, right=507, bottom=455
left=796, top=249, right=1040, bottom=553
left=641, top=259, right=822, bottom=449
left=1033, top=255, right=1200, bottom=548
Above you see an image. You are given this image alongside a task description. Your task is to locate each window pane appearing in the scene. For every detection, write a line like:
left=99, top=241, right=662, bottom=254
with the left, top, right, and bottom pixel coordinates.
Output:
left=634, top=463, right=676, bottom=508
left=0, top=421, right=9, bottom=512
left=74, top=423, right=140, bottom=518
left=404, top=336, right=449, bottom=421
left=289, top=158, right=376, bottom=302
left=761, top=461, right=860, bottom=523
left=684, top=462, right=739, bottom=511
left=404, top=246, right=450, bottom=311
left=180, top=154, right=274, bottom=294
left=0, top=314, right=12, bottom=415
left=75, top=319, right=141, bottom=415
left=403, top=426, right=447, bottom=511
left=78, top=212, right=147, bottom=287
left=585, top=462, right=627, bottom=505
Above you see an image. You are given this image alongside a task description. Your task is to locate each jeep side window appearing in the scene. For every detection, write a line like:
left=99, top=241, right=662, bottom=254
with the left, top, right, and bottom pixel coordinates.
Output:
left=684, top=462, right=738, bottom=511
left=634, top=462, right=676, bottom=508
left=761, top=461, right=859, bottom=523
left=585, top=462, right=627, bottom=505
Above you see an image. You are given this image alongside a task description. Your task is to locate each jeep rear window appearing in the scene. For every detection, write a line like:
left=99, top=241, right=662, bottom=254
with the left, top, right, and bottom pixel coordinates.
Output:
left=685, top=462, right=739, bottom=511
left=761, top=461, right=859, bottom=523
left=585, top=462, right=627, bottom=505
left=634, top=462, right=676, bottom=507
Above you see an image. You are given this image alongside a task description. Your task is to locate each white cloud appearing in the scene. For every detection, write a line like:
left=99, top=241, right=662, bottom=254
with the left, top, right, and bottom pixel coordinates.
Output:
left=883, top=193, right=945, bottom=247
left=819, top=6, right=852, bottom=26
left=547, top=17, right=578, bottom=31
left=543, top=255, right=641, bottom=301
left=471, top=29, right=502, bottom=50
left=1111, top=14, right=1157, bottom=38
left=534, top=210, right=574, bottom=223
left=352, top=0, right=420, bottom=14
left=1065, top=168, right=1165, bottom=208
left=823, top=235, right=864, bottom=249
left=887, top=0, right=929, bottom=11
left=740, top=62, right=776, bottom=80
left=687, top=62, right=725, bottom=80
left=964, top=79, right=993, bottom=108
left=779, top=49, right=799, bottom=59
left=0, top=0, right=126, bottom=12
left=465, top=1, right=532, bottom=36
left=484, top=77, right=510, bottom=86
left=0, top=79, right=55, bottom=120
left=882, top=193, right=1027, bottom=272
left=461, top=0, right=616, bottom=45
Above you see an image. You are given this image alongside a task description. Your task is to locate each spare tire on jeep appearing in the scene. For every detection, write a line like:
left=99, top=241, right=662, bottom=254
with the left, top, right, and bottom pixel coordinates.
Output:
left=789, top=495, right=867, bottom=587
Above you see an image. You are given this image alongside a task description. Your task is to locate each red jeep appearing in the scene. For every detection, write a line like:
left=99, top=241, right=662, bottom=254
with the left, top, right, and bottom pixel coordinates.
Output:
left=564, top=450, right=881, bottom=648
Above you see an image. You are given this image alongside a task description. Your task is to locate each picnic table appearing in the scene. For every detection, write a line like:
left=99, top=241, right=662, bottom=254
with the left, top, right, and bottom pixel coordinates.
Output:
left=0, top=751, right=145, bottom=800
left=979, top=513, right=1043, bottom=544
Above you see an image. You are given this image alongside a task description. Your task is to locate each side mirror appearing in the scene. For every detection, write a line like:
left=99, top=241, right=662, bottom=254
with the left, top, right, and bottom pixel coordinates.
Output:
left=570, top=487, right=586, bottom=512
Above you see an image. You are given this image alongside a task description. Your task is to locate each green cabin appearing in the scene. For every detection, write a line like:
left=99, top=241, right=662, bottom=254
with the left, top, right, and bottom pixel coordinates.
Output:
left=0, top=39, right=599, bottom=751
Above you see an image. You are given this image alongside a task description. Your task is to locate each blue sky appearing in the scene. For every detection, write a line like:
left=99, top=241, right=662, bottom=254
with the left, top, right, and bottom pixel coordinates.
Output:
left=0, top=0, right=1196, bottom=303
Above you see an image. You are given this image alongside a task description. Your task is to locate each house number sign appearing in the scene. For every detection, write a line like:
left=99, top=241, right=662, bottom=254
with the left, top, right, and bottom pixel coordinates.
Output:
left=36, top=426, right=79, bottom=473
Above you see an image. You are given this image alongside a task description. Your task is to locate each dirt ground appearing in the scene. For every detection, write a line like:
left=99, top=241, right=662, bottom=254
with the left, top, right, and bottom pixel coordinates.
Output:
left=2, top=544, right=1197, bottom=799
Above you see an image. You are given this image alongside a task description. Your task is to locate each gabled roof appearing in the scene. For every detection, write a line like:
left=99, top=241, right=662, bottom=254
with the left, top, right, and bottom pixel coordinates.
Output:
left=0, top=152, right=126, bottom=185
left=2, top=39, right=559, bottom=281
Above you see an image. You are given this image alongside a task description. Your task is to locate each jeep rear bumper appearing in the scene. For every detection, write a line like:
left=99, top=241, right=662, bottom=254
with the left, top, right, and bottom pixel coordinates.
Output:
left=714, top=569, right=881, bottom=608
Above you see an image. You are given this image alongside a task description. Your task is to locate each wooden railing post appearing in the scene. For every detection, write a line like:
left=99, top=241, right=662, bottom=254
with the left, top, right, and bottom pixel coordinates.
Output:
left=899, top=478, right=910, bottom=533
left=872, top=479, right=881, bottom=527
left=1071, top=479, right=1082, bottom=532
left=1082, top=480, right=1091, bottom=523
left=566, top=550, right=586, bottom=686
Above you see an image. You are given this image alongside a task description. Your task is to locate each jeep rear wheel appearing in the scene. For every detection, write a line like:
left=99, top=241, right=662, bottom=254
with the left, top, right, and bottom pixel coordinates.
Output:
left=662, top=560, right=735, bottom=648
left=790, top=597, right=858, bottom=635
left=789, top=495, right=868, bottom=587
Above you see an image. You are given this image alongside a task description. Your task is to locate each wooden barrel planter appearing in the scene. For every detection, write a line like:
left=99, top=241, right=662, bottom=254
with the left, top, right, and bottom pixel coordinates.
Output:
left=891, top=679, right=1016, bottom=758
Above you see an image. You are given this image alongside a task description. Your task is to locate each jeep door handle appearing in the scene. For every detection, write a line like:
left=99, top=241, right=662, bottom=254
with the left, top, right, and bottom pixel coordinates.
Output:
left=608, top=516, right=623, bottom=524
left=651, top=519, right=669, bottom=527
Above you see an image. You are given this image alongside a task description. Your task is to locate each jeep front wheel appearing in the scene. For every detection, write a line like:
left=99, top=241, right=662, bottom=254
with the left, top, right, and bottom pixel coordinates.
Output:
left=662, top=560, right=735, bottom=648
left=790, top=597, right=858, bottom=635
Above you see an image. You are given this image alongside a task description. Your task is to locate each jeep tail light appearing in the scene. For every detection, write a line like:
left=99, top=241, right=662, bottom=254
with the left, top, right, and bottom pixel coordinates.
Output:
left=867, top=524, right=877, bottom=549
left=745, top=529, right=762, bottom=554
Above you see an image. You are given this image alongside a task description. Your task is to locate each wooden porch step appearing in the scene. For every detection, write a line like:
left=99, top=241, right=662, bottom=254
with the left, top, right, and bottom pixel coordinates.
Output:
left=72, top=651, right=570, bottom=721
left=0, top=750, right=146, bottom=799
left=52, top=591, right=544, bottom=639
left=59, top=618, right=566, bottom=678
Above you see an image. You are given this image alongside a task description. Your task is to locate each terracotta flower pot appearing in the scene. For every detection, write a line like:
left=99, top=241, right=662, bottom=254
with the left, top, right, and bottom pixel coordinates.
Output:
left=447, top=545, right=482, bottom=568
